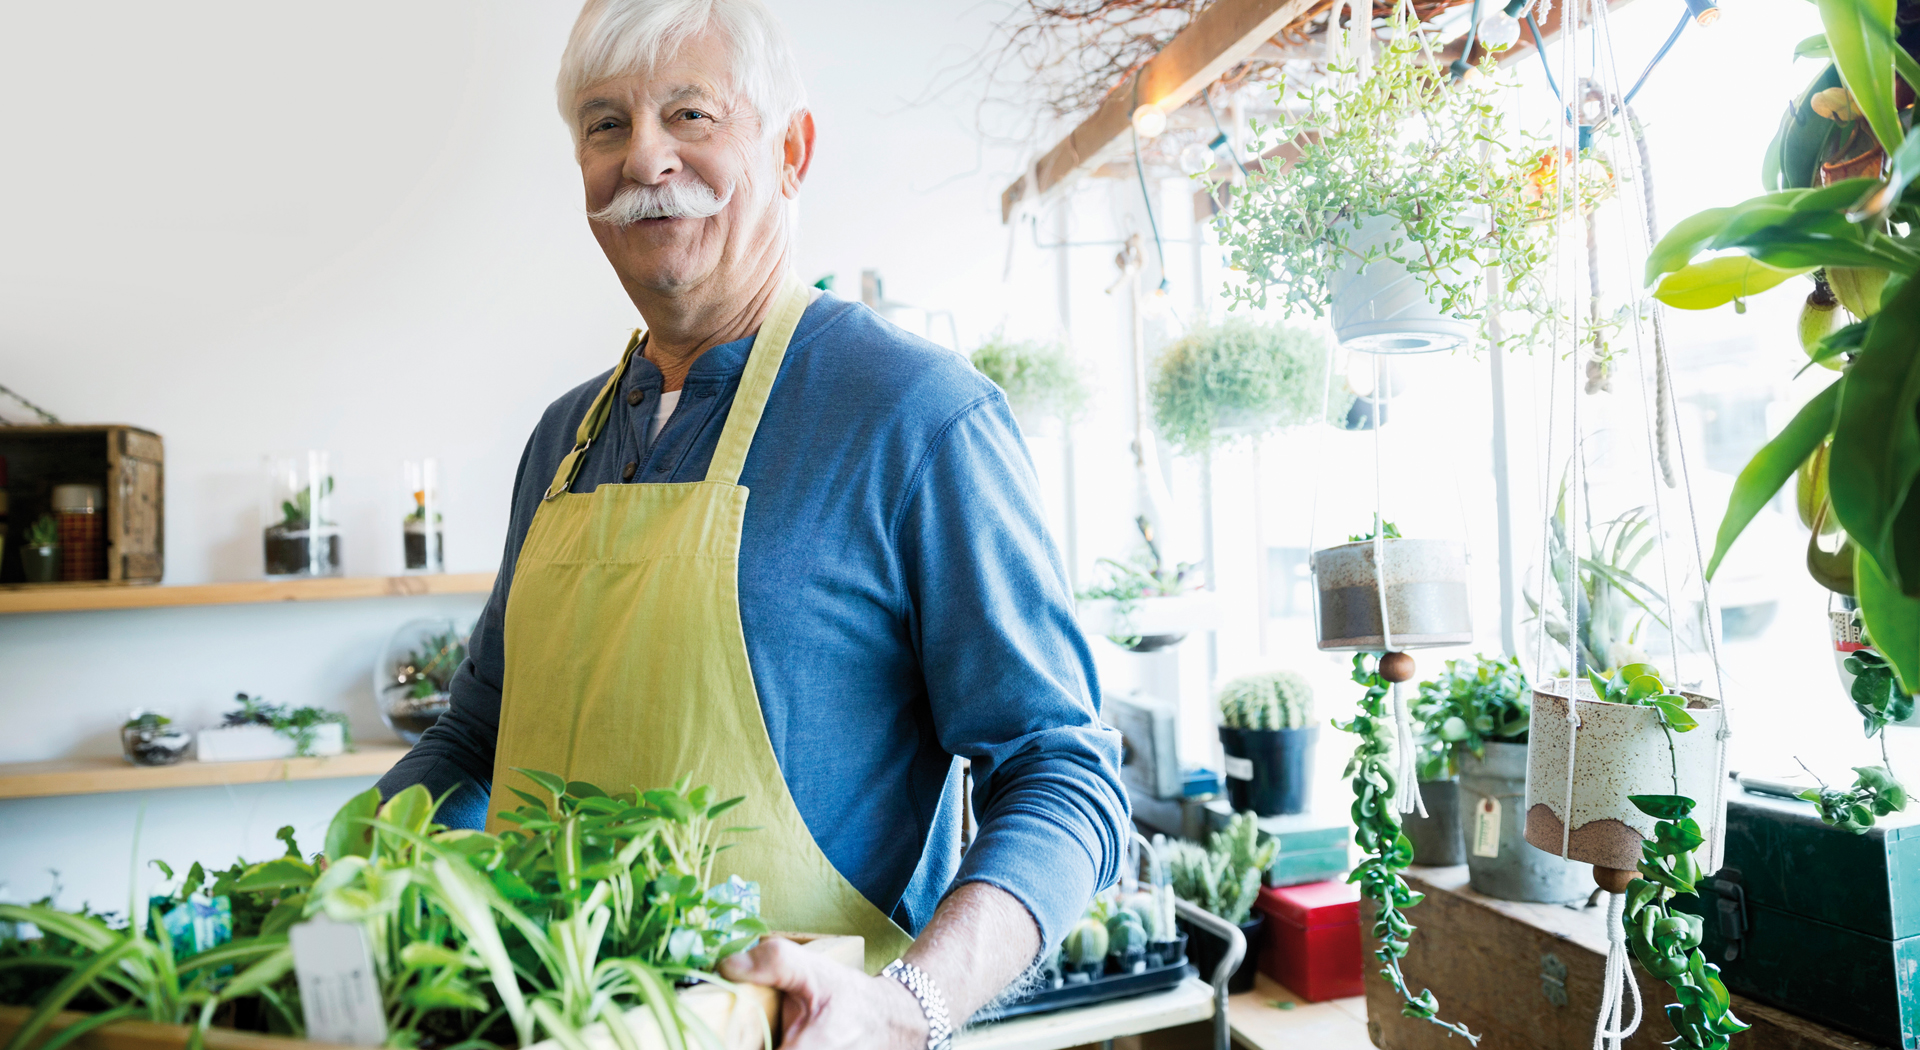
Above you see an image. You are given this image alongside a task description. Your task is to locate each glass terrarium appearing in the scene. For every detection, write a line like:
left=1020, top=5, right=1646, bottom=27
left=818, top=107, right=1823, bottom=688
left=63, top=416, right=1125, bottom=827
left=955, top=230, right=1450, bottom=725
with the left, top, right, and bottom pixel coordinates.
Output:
left=375, top=618, right=468, bottom=743
left=263, top=451, right=340, bottom=577
left=403, top=458, right=445, bottom=573
left=120, top=709, right=191, bottom=766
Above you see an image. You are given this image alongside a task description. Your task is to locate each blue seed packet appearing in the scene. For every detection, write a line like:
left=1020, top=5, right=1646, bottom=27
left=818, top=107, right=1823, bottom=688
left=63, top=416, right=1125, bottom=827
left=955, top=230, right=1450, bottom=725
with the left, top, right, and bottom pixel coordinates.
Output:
left=156, top=895, right=233, bottom=962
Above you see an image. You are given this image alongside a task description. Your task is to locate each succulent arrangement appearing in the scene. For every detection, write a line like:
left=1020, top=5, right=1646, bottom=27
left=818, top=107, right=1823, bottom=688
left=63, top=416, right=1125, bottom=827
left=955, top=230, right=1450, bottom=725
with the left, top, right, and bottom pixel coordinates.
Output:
left=970, top=334, right=1090, bottom=424
left=1525, top=486, right=1668, bottom=675
left=23, top=513, right=56, bottom=548
left=1077, top=515, right=1201, bottom=649
left=1147, top=318, right=1335, bottom=457
left=1217, top=671, right=1314, bottom=731
left=221, top=693, right=351, bottom=758
left=1411, top=654, right=1530, bottom=782
left=1051, top=878, right=1182, bottom=987
left=1338, top=654, right=1474, bottom=1041
left=383, top=627, right=468, bottom=741
left=0, top=772, right=766, bottom=1050
left=1163, top=813, right=1275, bottom=926
left=120, top=710, right=191, bottom=767
left=1346, top=517, right=1402, bottom=543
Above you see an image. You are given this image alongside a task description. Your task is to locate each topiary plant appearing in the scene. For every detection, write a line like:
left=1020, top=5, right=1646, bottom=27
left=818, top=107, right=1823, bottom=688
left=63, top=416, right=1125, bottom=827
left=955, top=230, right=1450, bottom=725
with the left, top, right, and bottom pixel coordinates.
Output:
left=1148, top=317, right=1338, bottom=457
left=1218, top=671, right=1315, bottom=730
left=970, top=333, right=1090, bottom=424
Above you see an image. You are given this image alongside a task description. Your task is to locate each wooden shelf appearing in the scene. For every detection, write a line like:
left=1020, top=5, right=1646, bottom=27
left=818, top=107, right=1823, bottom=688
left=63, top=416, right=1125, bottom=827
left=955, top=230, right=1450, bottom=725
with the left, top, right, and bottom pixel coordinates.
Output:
left=0, top=572, right=494, bottom=614
left=0, top=746, right=411, bottom=800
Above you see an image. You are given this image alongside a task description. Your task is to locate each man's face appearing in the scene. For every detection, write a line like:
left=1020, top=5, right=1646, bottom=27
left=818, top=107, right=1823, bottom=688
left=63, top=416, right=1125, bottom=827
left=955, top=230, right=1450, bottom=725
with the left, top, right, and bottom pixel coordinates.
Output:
left=571, top=29, right=806, bottom=298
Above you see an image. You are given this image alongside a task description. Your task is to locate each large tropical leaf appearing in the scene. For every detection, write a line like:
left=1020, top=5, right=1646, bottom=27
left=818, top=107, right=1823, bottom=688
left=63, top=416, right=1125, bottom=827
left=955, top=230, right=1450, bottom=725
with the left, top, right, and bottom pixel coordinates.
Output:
left=1828, top=275, right=1920, bottom=593
left=1819, top=0, right=1904, bottom=154
left=1708, top=381, right=1843, bottom=579
left=1647, top=190, right=1819, bottom=282
left=1858, top=547, right=1920, bottom=691
left=1653, top=257, right=1814, bottom=309
left=1763, top=63, right=1843, bottom=191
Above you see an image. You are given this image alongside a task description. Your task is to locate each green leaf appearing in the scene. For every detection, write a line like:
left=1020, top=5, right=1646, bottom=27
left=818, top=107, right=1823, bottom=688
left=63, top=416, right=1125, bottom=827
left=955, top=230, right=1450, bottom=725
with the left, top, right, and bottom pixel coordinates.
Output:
left=513, top=767, right=568, bottom=800
left=378, top=784, right=436, bottom=838
left=1819, top=0, right=1904, bottom=153
left=1653, top=257, right=1815, bottom=309
left=1858, top=547, right=1920, bottom=692
left=233, top=857, right=317, bottom=892
left=1653, top=698, right=1700, bottom=733
left=1764, top=64, right=1844, bottom=191
left=1795, top=33, right=1834, bottom=58
left=1629, top=794, right=1696, bottom=820
left=1828, top=279, right=1920, bottom=594
left=1647, top=189, right=1815, bottom=283
left=325, top=787, right=380, bottom=861
left=1709, top=380, right=1842, bottom=578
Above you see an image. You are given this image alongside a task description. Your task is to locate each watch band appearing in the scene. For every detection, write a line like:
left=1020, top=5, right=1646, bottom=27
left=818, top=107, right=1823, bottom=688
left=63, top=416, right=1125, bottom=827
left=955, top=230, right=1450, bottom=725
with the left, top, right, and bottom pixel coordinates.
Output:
left=881, top=959, right=954, bottom=1050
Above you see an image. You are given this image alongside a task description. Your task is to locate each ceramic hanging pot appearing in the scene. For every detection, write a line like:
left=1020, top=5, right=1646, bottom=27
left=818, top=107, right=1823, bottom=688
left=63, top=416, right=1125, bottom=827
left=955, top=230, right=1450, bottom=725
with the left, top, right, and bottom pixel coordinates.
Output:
left=1522, top=678, right=1725, bottom=873
left=1311, top=538, right=1472, bottom=651
left=1327, top=215, right=1482, bottom=354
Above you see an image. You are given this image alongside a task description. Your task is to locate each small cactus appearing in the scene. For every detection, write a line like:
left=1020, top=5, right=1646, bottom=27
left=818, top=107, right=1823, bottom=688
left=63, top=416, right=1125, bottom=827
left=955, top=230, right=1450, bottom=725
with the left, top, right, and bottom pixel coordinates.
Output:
left=1106, top=911, right=1148, bottom=957
left=1165, top=812, right=1277, bottom=925
left=1218, top=671, right=1315, bottom=730
left=1063, top=917, right=1109, bottom=967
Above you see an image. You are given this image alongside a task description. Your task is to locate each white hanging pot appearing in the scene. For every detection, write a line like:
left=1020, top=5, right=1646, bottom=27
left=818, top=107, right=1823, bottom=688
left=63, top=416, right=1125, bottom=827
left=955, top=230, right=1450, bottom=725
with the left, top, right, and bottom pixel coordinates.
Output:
left=1328, top=215, right=1482, bottom=354
left=1523, top=678, right=1725, bottom=873
left=1311, top=538, right=1472, bottom=651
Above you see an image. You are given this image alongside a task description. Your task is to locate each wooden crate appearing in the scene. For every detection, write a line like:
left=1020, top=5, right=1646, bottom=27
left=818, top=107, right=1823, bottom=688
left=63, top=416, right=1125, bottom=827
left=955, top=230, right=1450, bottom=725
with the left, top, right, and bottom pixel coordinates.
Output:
left=0, top=934, right=859, bottom=1050
left=0, top=425, right=163, bottom=584
left=1364, top=866, right=1884, bottom=1050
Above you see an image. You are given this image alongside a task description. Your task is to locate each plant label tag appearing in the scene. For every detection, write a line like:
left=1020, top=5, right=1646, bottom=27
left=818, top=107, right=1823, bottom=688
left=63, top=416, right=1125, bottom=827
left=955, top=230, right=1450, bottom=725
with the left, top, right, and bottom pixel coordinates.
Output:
left=1472, top=797, right=1501, bottom=858
left=290, top=916, right=388, bottom=1046
left=1223, top=756, right=1254, bottom=782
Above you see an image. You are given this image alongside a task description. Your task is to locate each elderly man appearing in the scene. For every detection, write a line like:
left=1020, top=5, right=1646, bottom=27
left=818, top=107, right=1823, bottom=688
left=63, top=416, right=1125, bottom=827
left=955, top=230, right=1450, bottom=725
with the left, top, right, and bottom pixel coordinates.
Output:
left=376, top=0, right=1127, bottom=1044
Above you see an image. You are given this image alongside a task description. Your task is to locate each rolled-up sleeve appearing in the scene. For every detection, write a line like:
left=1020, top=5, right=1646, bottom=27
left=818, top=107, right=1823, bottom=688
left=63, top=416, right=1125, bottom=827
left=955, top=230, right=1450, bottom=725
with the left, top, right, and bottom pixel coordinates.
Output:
left=894, top=394, right=1130, bottom=954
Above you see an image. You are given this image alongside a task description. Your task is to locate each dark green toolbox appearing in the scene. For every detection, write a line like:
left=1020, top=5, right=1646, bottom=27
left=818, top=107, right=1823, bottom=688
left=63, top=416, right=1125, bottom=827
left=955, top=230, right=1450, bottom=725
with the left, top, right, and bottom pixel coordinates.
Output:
left=1678, top=786, right=1919, bottom=1048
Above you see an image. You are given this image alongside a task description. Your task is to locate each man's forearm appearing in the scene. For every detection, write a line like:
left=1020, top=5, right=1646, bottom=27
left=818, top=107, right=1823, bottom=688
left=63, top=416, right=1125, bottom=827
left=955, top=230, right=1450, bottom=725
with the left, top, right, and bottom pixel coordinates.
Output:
left=901, top=881, right=1041, bottom=1025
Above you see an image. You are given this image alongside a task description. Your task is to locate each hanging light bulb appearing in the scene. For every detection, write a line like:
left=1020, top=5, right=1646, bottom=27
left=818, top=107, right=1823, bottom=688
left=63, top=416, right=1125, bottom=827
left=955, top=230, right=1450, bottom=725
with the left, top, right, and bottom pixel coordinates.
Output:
left=1177, top=141, right=1217, bottom=175
left=1131, top=104, right=1168, bottom=140
left=1477, top=0, right=1527, bottom=50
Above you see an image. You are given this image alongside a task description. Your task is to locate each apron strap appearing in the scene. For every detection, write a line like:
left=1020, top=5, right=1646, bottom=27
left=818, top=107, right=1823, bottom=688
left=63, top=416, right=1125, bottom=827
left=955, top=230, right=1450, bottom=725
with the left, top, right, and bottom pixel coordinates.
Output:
left=706, top=279, right=809, bottom=486
left=543, top=329, right=644, bottom=501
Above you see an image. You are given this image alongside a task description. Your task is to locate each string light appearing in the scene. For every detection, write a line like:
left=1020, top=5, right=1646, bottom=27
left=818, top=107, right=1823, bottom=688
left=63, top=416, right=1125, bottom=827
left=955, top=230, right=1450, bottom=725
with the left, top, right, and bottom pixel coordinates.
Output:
left=1177, top=141, right=1217, bottom=175
left=1131, top=104, right=1168, bottom=140
left=1681, top=0, right=1720, bottom=26
left=1479, top=0, right=1527, bottom=51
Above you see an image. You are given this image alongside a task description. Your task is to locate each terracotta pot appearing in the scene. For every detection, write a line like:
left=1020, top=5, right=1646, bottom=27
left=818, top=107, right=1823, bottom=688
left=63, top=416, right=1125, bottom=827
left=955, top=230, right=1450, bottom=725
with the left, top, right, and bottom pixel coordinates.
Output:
left=1522, top=678, right=1725, bottom=873
left=1311, top=538, right=1472, bottom=651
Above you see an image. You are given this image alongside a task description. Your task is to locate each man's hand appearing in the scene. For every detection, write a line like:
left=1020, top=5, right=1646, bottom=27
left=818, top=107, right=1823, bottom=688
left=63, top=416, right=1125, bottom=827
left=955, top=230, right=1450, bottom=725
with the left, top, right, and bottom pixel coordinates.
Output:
left=719, top=938, right=928, bottom=1049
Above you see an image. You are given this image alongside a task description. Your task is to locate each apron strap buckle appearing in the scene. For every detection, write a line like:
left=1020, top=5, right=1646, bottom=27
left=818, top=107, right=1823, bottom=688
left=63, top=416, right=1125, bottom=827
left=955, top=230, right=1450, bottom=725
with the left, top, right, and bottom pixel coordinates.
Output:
left=543, top=438, right=593, bottom=501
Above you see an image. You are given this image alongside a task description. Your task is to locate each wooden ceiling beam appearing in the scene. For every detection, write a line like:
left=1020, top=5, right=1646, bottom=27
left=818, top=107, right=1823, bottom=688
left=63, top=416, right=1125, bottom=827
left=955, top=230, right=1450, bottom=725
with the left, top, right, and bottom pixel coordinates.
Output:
left=998, top=0, right=1322, bottom=222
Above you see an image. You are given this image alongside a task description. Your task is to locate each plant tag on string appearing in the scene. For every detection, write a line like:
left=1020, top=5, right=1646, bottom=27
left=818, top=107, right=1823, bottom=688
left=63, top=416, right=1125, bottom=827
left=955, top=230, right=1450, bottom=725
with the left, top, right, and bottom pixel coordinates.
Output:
left=290, top=916, right=388, bottom=1046
left=1471, top=797, right=1501, bottom=858
left=1223, top=755, right=1254, bottom=782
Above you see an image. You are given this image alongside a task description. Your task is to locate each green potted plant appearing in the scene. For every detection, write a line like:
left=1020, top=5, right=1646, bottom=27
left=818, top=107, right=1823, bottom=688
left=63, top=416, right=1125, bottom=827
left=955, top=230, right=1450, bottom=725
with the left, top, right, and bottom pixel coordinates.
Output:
left=970, top=333, right=1090, bottom=435
left=1077, top=515, right=1210, bottom=651
left=120, top=709, right=191, bottom=767
left=18, top=514, right=57, bottom=583
left=1147, top=319, right=1334, bottom=457
left=1217, top=7, right=1548, bottom=353
left=1216, top=671, right=1316, bottom=816
left=1524, top=484, right=1668, bottom=674
left=1312, top=518, right=1472, bottom=651
left=1642, top=0, right=1916, bottom=832
left=263, top=457, right=339, bottom=578
left=1165, top=812, right=1276, bottom=994
left=196, top=692, right=350, bottom=761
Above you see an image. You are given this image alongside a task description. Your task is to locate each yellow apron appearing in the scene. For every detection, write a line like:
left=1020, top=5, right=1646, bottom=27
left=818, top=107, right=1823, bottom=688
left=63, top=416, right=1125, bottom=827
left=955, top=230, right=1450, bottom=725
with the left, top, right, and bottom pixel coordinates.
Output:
left=488, top=280, right=914, bottom=973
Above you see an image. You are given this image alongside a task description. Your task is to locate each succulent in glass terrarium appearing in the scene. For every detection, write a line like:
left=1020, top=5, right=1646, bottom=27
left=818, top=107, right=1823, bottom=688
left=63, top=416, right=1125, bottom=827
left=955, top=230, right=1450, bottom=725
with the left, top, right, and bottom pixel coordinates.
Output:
left=377, top=618, right=468, bottom=743
left=120, top=709, right=191, bottom=766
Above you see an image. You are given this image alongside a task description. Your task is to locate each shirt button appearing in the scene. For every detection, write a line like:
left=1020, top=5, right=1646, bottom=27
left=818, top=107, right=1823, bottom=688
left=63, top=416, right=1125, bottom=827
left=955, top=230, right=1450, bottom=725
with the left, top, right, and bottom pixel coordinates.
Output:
left=622, top=461, right=637, bottom=481
left=627, top=389, right=645, bottom=406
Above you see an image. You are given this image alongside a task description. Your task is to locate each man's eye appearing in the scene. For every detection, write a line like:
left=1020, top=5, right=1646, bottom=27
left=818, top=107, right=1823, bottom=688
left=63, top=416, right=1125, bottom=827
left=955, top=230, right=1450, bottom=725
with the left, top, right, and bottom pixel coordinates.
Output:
left=588, top=119, right=621, bottom=134
left=678, top=110, right=710, bottom=122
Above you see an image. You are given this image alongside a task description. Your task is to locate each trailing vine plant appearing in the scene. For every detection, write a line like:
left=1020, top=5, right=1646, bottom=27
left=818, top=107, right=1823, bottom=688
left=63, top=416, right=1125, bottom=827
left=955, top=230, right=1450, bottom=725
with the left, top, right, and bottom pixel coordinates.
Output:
left=1337, top=654, right=1477, bottom=1043
left=1586, top=665, right=1750, bottom=1049
left=1793, top=646, right=1911, bottom=832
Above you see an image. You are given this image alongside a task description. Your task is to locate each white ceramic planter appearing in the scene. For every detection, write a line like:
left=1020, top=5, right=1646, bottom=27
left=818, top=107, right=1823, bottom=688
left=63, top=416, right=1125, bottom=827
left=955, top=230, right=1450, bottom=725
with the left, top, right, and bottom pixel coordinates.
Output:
left=1328, top=215, right=1481, bottom=354
left=1077, top=592, right=1218, bottom=638
left=1523, top=678, right=1724, bottom=873
left=197, top=723, right=344, bottom=762
left=1311, top=538, right=1472, bottom=651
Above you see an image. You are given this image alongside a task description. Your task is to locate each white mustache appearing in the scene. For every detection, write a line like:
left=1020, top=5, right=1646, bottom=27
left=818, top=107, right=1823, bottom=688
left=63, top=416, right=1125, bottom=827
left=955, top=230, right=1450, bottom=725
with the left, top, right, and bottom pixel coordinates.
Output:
left=588, top=179, right=731, bottom=224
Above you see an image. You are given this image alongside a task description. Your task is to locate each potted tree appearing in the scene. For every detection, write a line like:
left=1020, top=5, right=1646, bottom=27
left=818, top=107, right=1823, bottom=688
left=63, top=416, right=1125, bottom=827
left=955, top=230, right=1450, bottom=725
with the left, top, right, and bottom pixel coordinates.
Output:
left=1165, top=813, right=1275, bottom=994
left=1312, top=519, right=1472, bottom=651
left=1078, top=515, right=1212, bottom=651
left=970, top=333, right=1090, bottom=437
left=1216, top=671, right=1316, bottom=816
left=1147, top=319, right=1336, bottom=457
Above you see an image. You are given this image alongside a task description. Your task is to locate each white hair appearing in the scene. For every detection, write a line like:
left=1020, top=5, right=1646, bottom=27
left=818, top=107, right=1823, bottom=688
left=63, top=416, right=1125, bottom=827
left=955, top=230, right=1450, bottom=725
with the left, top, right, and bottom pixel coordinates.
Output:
left=556, top=0, right=807, bottom=141
left=588, top=178, right=732, bottom=224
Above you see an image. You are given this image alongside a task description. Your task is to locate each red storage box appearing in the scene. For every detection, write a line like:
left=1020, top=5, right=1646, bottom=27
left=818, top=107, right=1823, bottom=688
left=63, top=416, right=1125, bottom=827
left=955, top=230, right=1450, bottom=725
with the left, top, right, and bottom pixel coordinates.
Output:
left=1254, top=880, right=1363, bottom=1001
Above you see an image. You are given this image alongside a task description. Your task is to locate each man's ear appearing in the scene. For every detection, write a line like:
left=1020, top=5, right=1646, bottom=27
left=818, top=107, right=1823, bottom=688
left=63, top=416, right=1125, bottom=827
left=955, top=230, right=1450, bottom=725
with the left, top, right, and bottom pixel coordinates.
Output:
left=781, top=109, right=816, bottom=197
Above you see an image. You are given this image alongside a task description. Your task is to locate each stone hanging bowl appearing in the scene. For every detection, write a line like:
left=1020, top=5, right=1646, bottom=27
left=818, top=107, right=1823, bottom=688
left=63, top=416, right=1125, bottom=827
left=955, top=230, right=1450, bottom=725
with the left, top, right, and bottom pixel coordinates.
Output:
left=1522, top=677, right=1725, bottom=873
left=1311, top=538, right=1473, bottom=651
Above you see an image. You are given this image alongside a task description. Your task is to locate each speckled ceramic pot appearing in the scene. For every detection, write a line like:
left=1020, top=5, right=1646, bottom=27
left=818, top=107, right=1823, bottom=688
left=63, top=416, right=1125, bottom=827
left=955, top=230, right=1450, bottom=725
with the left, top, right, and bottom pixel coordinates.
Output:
left=1311, top=538, right=1472, bottom=651
left=1522, top=678, right=1725, bottom=873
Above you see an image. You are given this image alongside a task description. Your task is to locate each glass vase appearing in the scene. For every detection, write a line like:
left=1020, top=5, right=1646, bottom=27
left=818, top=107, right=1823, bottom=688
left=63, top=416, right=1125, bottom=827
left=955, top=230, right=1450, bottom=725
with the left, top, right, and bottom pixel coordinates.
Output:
left=263, top=451, right=340, bottom=577
left=375, top=617, right=468, bottom=743
left=402, top=458, right=444, bottom=573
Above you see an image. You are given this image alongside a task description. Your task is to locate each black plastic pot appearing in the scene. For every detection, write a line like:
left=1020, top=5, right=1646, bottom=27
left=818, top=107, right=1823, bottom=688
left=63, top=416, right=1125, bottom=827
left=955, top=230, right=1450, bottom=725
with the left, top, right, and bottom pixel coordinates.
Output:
left=19, top=544, right=58, bottom=584
left=1179, top=913, right=1264, bottom=994
left=1402, top=777, right=1466, bottom=865
left=1218, top=725, right=1317, bottom=816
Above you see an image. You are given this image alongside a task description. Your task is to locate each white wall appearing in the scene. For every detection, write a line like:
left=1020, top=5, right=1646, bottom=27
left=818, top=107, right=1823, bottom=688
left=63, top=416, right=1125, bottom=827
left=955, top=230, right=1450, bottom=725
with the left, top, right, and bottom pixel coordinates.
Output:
left=0, top=0, right=1043, bottom=911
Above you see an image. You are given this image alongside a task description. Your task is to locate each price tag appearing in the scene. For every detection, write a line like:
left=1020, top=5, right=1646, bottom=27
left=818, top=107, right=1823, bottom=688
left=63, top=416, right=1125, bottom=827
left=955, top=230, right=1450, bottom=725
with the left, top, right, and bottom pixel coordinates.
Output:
left=1223, top=756, right=1254, bottom=782
left=1471, top=797, right=1502, bottom=859
left=290, top=916, right=388, bottom=1047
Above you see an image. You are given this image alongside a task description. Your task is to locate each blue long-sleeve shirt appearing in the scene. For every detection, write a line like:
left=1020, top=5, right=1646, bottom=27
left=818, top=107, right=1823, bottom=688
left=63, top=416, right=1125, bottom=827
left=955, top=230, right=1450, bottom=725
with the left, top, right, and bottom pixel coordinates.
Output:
left=377, top=292, right=1127, bottom=953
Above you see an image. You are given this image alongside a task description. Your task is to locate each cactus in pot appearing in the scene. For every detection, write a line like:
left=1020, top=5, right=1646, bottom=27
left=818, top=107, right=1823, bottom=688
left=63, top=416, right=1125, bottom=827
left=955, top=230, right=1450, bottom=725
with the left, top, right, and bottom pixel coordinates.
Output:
left=1061, top=917, right=1109, bottom=979
left=1218, top=671, right=1319, bottom=816
left=1106, top=911, right=1149, bottom=973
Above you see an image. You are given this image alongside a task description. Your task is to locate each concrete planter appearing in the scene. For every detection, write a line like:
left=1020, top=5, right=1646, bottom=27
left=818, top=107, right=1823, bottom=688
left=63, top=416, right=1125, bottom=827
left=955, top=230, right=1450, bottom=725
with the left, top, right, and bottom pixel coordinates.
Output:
left=1311, top=538, right=1472, bottom=651
left=1460, top=741, right=1591, bottom=902
left=1523, top=678, right=1725, bottom=873
left=1328, top=216, right=1481, bottom=354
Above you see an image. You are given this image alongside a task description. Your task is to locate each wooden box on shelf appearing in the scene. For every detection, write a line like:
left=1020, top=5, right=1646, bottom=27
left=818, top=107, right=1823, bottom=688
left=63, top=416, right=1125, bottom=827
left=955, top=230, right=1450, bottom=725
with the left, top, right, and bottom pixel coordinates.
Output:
left=0, top=424, right=163, bottom=585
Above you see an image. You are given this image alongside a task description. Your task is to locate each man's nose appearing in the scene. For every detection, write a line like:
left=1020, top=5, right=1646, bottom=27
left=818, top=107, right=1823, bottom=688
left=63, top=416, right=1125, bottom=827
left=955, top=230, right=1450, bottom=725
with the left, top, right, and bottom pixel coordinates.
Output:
left=622, top=118, right=681, bottom=185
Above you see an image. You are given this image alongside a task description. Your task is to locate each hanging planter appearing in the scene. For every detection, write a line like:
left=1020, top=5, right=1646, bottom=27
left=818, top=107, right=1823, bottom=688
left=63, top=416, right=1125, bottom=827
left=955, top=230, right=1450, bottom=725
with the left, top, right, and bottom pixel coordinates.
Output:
left=1078, top=515, right=1209, bottom=651
left=970, top=333, right=1089, bottom=440
left=1311, top=530, right=1473, bottom=652
left=1328, top=215, right=1484, bottom=354
left=1522, top=675, right=1726, bottom=874
left=1147, top=319, right=1338, bottom=457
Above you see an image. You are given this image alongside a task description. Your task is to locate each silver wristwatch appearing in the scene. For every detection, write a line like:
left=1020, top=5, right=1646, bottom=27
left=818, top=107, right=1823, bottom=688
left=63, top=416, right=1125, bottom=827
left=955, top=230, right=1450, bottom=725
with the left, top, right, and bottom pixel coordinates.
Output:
left=882, top=959, right=954, bottom=1050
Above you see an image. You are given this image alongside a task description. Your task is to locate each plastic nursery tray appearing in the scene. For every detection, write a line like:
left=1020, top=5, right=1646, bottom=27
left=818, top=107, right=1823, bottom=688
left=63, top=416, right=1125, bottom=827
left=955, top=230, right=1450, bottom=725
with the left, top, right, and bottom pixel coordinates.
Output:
left=976, top=944, right=1195, bottom=1022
